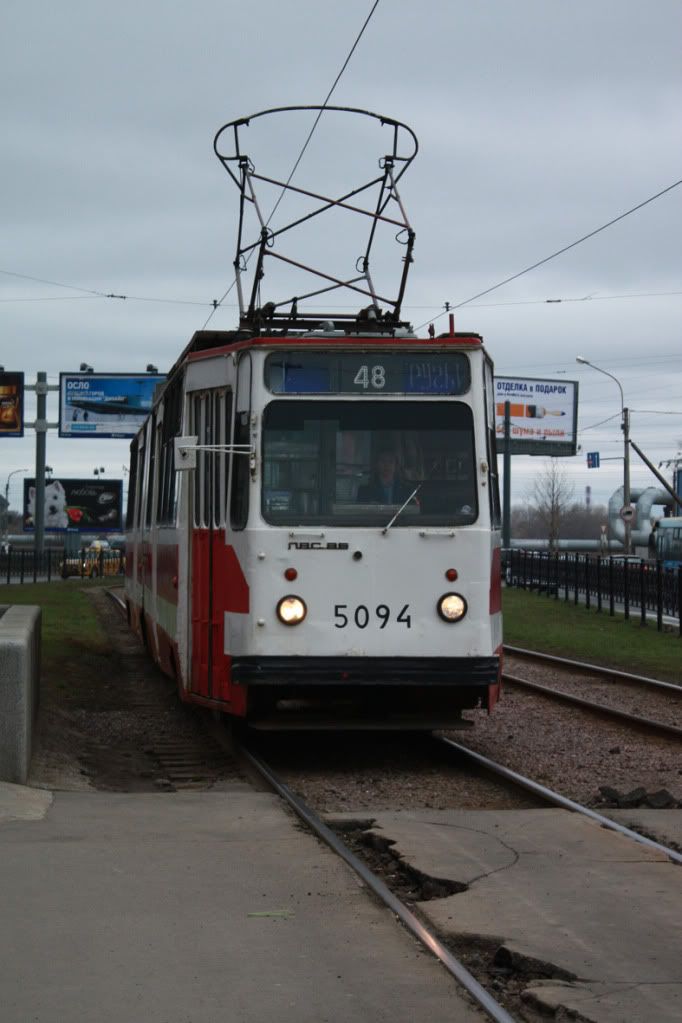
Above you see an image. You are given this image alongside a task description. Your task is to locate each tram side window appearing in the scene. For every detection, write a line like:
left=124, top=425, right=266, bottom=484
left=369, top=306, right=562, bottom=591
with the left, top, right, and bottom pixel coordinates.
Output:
left=483, top=360, right=502, bottom=527
left=157, top=374, right=184, bottom=525
left=145, top=414, right=157, bottom=528
left=212, top=391, right=232, bottom=528
left=230, top=411, right=250, bottom=530
left=134, top=433, right=146, bottom=530
left=192, top=394, right=207, bottom=528
left=191, top=389, right=233, bottom=529
left=126, top=438, right=138, bottom=530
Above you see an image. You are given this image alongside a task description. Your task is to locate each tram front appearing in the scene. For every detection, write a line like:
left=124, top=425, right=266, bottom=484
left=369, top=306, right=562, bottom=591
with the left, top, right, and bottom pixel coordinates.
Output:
left=227, top=335, right=503, bottom=729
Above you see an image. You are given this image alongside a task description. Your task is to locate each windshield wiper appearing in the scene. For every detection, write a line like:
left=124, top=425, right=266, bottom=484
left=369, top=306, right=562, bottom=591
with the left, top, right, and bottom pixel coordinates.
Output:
left=382, top=483, right=423, bottom=534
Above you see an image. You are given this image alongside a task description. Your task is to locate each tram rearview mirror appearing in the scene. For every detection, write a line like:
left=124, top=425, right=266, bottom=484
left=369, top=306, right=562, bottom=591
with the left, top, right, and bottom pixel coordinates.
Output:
left=174, top=435, right=198, bottom=471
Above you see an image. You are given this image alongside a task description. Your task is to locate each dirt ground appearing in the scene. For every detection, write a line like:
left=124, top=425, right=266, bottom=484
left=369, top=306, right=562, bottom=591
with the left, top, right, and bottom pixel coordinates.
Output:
left=29, top=588, right=240, bottom=792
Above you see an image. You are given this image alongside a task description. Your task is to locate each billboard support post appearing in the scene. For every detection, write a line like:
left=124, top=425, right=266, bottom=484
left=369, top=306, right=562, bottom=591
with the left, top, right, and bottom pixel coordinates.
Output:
left=33, top=372, right=47, bottom=555
left=24, top=372, right=59, bottom=555
left=502, top=400, right=511, bottom=551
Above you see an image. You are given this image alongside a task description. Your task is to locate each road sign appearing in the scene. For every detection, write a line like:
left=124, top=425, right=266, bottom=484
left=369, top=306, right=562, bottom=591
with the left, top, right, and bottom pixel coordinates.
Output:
left=586, top=451, right=600, bottom=468
left=619, top=505, right=635, bottom=523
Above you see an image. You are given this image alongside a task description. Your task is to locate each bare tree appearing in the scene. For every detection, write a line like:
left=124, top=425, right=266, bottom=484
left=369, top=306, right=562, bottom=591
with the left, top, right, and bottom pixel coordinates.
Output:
left=527, top=460, right=575, bottom=549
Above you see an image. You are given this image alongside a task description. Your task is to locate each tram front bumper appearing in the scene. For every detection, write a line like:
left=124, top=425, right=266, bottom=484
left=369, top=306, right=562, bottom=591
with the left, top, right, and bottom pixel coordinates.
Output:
left=231, top=656, right=499, bottom=687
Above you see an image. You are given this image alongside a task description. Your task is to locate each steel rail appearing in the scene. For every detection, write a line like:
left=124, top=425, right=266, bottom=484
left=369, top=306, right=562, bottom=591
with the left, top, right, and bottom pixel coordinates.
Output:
left=503, top=672, right=682, bottom=739
left=437, top=736, right=682, bottom=865
left=105, top=589, right=126, bottom=614
left=504, top=645, right=681, bottom=693
left=236, top=741, right=516, bottom=1023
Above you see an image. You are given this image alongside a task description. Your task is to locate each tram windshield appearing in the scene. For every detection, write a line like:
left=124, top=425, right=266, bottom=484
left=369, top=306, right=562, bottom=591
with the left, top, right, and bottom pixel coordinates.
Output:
left=262, top=400, right=477, bottom=527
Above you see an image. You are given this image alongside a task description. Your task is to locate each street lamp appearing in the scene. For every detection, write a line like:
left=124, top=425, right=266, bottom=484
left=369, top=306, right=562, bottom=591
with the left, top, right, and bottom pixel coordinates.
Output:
left=576, top=356, right=632, bottom=554
left=3, top=468, right=28, bottom=544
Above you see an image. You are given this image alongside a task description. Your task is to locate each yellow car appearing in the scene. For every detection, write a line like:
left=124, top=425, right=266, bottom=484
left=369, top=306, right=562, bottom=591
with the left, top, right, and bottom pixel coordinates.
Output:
left=60, top=543, right=125, bottom=579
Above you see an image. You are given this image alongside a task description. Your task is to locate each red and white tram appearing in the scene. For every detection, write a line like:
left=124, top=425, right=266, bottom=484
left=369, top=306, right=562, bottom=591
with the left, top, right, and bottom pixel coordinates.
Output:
left=124, top=318, right=503, bottom=728
left=124, top=106, right=502, bottom=727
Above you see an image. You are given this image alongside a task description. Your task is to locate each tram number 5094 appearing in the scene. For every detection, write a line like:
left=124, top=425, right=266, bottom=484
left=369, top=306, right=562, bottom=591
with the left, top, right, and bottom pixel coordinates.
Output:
left=353, top=365, right=386, bottom=389
left=334, top=603, right=411, bottom=629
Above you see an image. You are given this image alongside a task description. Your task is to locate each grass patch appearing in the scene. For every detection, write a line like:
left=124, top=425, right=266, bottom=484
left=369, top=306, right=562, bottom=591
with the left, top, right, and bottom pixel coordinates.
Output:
left=503, top=587, right=681, bottom=681
left=0, top=580, right=112, bottom=684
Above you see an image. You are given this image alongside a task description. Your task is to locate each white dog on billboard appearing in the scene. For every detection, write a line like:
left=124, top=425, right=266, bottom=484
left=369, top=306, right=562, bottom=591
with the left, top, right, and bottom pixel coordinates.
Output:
left=26, top=480, right=69, bottom=529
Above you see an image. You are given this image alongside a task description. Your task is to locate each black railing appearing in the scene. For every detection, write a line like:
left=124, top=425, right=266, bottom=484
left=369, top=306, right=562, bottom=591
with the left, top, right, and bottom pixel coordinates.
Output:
left=0, top=548, right=125, bottom=585
left=506, top=550, right=681, bottom=636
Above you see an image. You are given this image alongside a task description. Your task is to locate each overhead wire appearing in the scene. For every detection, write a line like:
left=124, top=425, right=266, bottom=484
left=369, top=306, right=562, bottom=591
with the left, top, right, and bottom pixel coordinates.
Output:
left=416, top=175, right=682, bottom=330
left=0, top=267, right=112, bottom=297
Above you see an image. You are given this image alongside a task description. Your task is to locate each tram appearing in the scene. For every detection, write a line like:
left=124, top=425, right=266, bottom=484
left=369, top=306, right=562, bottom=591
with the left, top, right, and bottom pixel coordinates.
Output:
left=654, top=517, right=682, bottom=569
left=124, top=107, right=503, bottom=728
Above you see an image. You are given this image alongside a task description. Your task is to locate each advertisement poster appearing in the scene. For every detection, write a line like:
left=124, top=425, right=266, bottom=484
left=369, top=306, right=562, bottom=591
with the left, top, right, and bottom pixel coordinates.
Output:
left=0, top=371, right=25, bottom=437
left=59, top=372, right=165, bottom=438
left=23, top=478, right=123, bottom=532
left=494, top=376, right=579, bottom=456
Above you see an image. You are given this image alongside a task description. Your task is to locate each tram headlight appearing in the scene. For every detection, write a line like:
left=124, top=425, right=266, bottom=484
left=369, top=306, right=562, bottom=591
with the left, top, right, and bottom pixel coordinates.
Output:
left=437, top=593, right=467, bottom=623
left=276, top=595, right=307, bottom=626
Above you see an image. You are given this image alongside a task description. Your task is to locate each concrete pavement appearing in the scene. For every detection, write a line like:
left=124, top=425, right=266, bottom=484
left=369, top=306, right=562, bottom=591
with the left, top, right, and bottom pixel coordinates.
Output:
left=0, top=784, right=485, bottom=1023
left=335, top=808, right=682, bottom=1023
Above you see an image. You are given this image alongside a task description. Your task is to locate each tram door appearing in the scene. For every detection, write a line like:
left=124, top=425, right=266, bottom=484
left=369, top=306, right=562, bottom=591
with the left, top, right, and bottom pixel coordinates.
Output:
left=189, top=389, right=231, bottom=700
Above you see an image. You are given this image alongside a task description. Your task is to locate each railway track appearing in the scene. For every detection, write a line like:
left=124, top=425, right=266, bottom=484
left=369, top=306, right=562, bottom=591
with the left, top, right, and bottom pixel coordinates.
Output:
left=502, top=644, right=682, bottom=739
left=504, top=645, right=682, bottom=692
left=104, top=589, right=681, bottom=1019
left=229, top=730, right=682, bottom=1023
left=235, top=736, right=516, bottom=1023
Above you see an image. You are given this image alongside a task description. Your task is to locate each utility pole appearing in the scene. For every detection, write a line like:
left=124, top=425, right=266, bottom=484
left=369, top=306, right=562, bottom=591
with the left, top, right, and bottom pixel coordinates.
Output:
left=576, top=357, right=631, bottom=555
left=33, top=372, right=47, bottom=553
left=622, top=406, right=631, bottom=556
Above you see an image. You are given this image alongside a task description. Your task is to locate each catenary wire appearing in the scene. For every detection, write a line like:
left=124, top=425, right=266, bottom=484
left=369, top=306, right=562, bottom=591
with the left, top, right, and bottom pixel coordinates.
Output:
left=2, top=274, right=680, bottom=314
left=415, top=176, right=682, bottom=330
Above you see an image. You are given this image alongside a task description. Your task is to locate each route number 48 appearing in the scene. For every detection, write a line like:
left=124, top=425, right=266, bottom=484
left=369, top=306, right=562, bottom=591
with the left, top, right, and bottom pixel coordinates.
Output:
left=354, top=365, right=386, bottom=389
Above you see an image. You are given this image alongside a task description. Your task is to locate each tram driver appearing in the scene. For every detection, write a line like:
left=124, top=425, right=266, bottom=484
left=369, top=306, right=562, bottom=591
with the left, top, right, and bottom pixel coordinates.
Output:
left=357, top=448, right=416, bottom=505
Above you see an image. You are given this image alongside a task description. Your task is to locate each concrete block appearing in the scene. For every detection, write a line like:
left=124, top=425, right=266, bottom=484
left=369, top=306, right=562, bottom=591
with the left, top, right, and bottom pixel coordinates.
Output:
left=0, top=605, right=41, bottom=784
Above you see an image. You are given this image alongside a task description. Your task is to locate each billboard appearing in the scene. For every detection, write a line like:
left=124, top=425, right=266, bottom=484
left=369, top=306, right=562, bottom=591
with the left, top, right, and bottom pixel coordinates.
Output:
left=495, top=376, right=579, bottom=456
left=0, top=371, right=25, bottom=438
left=59, top=372, right=165, bottom=438
left=23, top=478, right=123, bottom=532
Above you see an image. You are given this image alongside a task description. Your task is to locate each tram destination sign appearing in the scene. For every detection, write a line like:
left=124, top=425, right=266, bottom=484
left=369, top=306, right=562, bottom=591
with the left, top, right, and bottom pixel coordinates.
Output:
left=495, top=376, right=579, bottom=456
left=265, top=352, right=471, bottom=395
left=59, top=372, right=165, bottom=438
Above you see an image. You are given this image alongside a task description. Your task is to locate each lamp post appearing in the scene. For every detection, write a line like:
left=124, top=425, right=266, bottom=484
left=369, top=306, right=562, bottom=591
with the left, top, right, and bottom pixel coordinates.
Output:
left=576, top=356, right=631, bottom=555
left=3, top=468, right=28, bottom=546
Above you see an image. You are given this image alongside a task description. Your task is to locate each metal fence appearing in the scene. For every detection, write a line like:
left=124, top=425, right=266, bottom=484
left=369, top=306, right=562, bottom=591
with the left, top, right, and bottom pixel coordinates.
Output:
left=0, top=548, right=125, bottom=585
left=506, top=549, right=681, bottom=635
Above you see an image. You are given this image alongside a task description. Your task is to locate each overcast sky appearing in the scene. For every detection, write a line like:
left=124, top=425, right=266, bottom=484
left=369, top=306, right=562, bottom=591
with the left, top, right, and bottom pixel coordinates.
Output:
left=2, top=0, right=681, bottom=516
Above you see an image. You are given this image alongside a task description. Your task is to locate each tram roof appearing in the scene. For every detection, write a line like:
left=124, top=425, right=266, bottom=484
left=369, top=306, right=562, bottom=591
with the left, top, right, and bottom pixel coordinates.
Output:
left=178, top=326, right=484, bottom=369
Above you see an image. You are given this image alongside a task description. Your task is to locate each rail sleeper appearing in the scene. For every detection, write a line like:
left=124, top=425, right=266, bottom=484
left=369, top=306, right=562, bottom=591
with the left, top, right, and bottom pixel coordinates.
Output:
left=0, top=605, right=41, bottom=783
